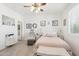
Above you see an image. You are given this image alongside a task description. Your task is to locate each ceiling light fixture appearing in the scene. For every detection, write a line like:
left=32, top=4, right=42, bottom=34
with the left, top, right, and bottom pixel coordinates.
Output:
left=24, top=3, right=46, bottom=13
left=31, top=3, right=42, bottom=13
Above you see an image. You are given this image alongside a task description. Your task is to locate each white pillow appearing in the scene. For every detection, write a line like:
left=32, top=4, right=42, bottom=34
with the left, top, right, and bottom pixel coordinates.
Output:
left=45, top=33, right=57, bottom=37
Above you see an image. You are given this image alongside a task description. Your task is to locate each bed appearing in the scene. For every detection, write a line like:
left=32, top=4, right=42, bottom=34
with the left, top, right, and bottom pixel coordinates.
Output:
left=34, top=36, right=72, bottom=55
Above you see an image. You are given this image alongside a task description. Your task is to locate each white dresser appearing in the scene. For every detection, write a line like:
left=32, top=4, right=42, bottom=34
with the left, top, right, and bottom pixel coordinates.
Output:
left=5, top=34, right=17, bottom=46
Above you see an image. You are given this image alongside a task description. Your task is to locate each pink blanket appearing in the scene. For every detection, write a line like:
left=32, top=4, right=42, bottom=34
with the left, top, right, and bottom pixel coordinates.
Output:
left=35, top=36, right=71, bottom=51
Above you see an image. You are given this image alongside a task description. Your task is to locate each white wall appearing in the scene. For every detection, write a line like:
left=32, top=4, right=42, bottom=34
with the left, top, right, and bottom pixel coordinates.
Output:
left=61, top=4, right=79, bottom=55
left=0, top=4, right=24, bottom=50
left=23, top=13, right=61, bottom=40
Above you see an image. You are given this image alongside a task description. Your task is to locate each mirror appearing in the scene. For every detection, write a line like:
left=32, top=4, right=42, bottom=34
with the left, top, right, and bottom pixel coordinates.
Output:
left=33, top=23, right=37, bottom=28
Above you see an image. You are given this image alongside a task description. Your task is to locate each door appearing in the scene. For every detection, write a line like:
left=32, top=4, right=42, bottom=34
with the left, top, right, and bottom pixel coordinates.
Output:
left=18, top=21, right=22, bottom=40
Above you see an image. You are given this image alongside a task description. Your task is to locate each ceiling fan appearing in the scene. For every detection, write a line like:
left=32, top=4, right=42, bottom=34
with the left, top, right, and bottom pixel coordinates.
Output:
left=24, top=3, right=46, bottom=12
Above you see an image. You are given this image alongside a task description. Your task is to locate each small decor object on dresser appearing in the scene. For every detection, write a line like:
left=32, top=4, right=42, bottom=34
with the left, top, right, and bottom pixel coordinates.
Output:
left=40, top=20, right=46, bottom=27
left=52, top=20, right=58, bottom=26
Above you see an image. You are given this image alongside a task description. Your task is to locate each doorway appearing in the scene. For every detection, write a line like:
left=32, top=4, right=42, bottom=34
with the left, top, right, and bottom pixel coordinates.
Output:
left=17, top=21, right=22, bottom=41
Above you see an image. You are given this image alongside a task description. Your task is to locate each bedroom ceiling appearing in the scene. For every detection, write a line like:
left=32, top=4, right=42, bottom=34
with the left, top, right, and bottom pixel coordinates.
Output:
left=3, top=3, right=76, bottom=17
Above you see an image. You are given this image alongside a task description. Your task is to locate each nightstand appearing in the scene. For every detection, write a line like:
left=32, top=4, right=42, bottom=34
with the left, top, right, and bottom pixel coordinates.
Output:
left=27, top=39, right=36, bottom=45
left=27, top=29, right=36, bottom=46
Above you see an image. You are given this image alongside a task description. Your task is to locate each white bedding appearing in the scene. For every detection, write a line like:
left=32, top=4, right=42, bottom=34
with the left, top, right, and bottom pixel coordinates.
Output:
left=34, top=36, right=71, bottom=52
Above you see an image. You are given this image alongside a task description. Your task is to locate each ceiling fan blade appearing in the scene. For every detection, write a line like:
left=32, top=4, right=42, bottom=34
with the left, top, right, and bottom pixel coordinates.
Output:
left=24, top=6, right=31, bottom=7
left=41, top=3, right=46, bottom=6
left=33, top=3, right=46, bottom=7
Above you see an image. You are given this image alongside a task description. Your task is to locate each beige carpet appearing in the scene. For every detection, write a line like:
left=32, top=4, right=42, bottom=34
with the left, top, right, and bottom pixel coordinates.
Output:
left=0, top=40, right=34, bottom=56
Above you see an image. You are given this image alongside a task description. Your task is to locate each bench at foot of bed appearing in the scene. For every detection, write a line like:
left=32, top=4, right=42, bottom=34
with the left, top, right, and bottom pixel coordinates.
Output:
left=34, top=46, right=70, bottom=56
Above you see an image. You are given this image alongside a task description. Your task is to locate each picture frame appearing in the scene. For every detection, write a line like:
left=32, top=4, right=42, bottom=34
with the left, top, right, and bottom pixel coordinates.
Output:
left=40, top=20, right=46, bottom=27
left=63, top=19, right=66, bottom=26
left=2, top=15, right=15, bottom=26
left=26, top=23, right=32, bottom=29
left=52, top=20, right=58, bottom=26
left=48, top=22, right=50, bottom=25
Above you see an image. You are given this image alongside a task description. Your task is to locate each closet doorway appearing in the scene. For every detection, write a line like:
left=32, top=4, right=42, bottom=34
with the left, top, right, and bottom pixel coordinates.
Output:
left=17, top=21, right=22, bottom=41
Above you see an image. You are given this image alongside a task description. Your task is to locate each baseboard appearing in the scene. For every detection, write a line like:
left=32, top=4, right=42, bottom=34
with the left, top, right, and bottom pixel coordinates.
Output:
left=0, top=47, right=6, bottom=52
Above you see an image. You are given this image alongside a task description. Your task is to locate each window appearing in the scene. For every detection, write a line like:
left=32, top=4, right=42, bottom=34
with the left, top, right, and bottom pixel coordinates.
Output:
left=70, top=18, right=79, bottom=33
left=69, top=4, right=79, bottom=33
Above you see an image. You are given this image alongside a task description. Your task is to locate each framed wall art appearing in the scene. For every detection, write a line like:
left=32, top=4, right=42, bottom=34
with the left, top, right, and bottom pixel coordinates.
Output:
left=63, top=19, right=66, bottom=26
left=26, top=23, right=32, bottom=29
left=40, top=20, right=46, bottom=27
left=2, top=15, right=15, bottom=26
left=52, top=20, right=58, bottom=26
